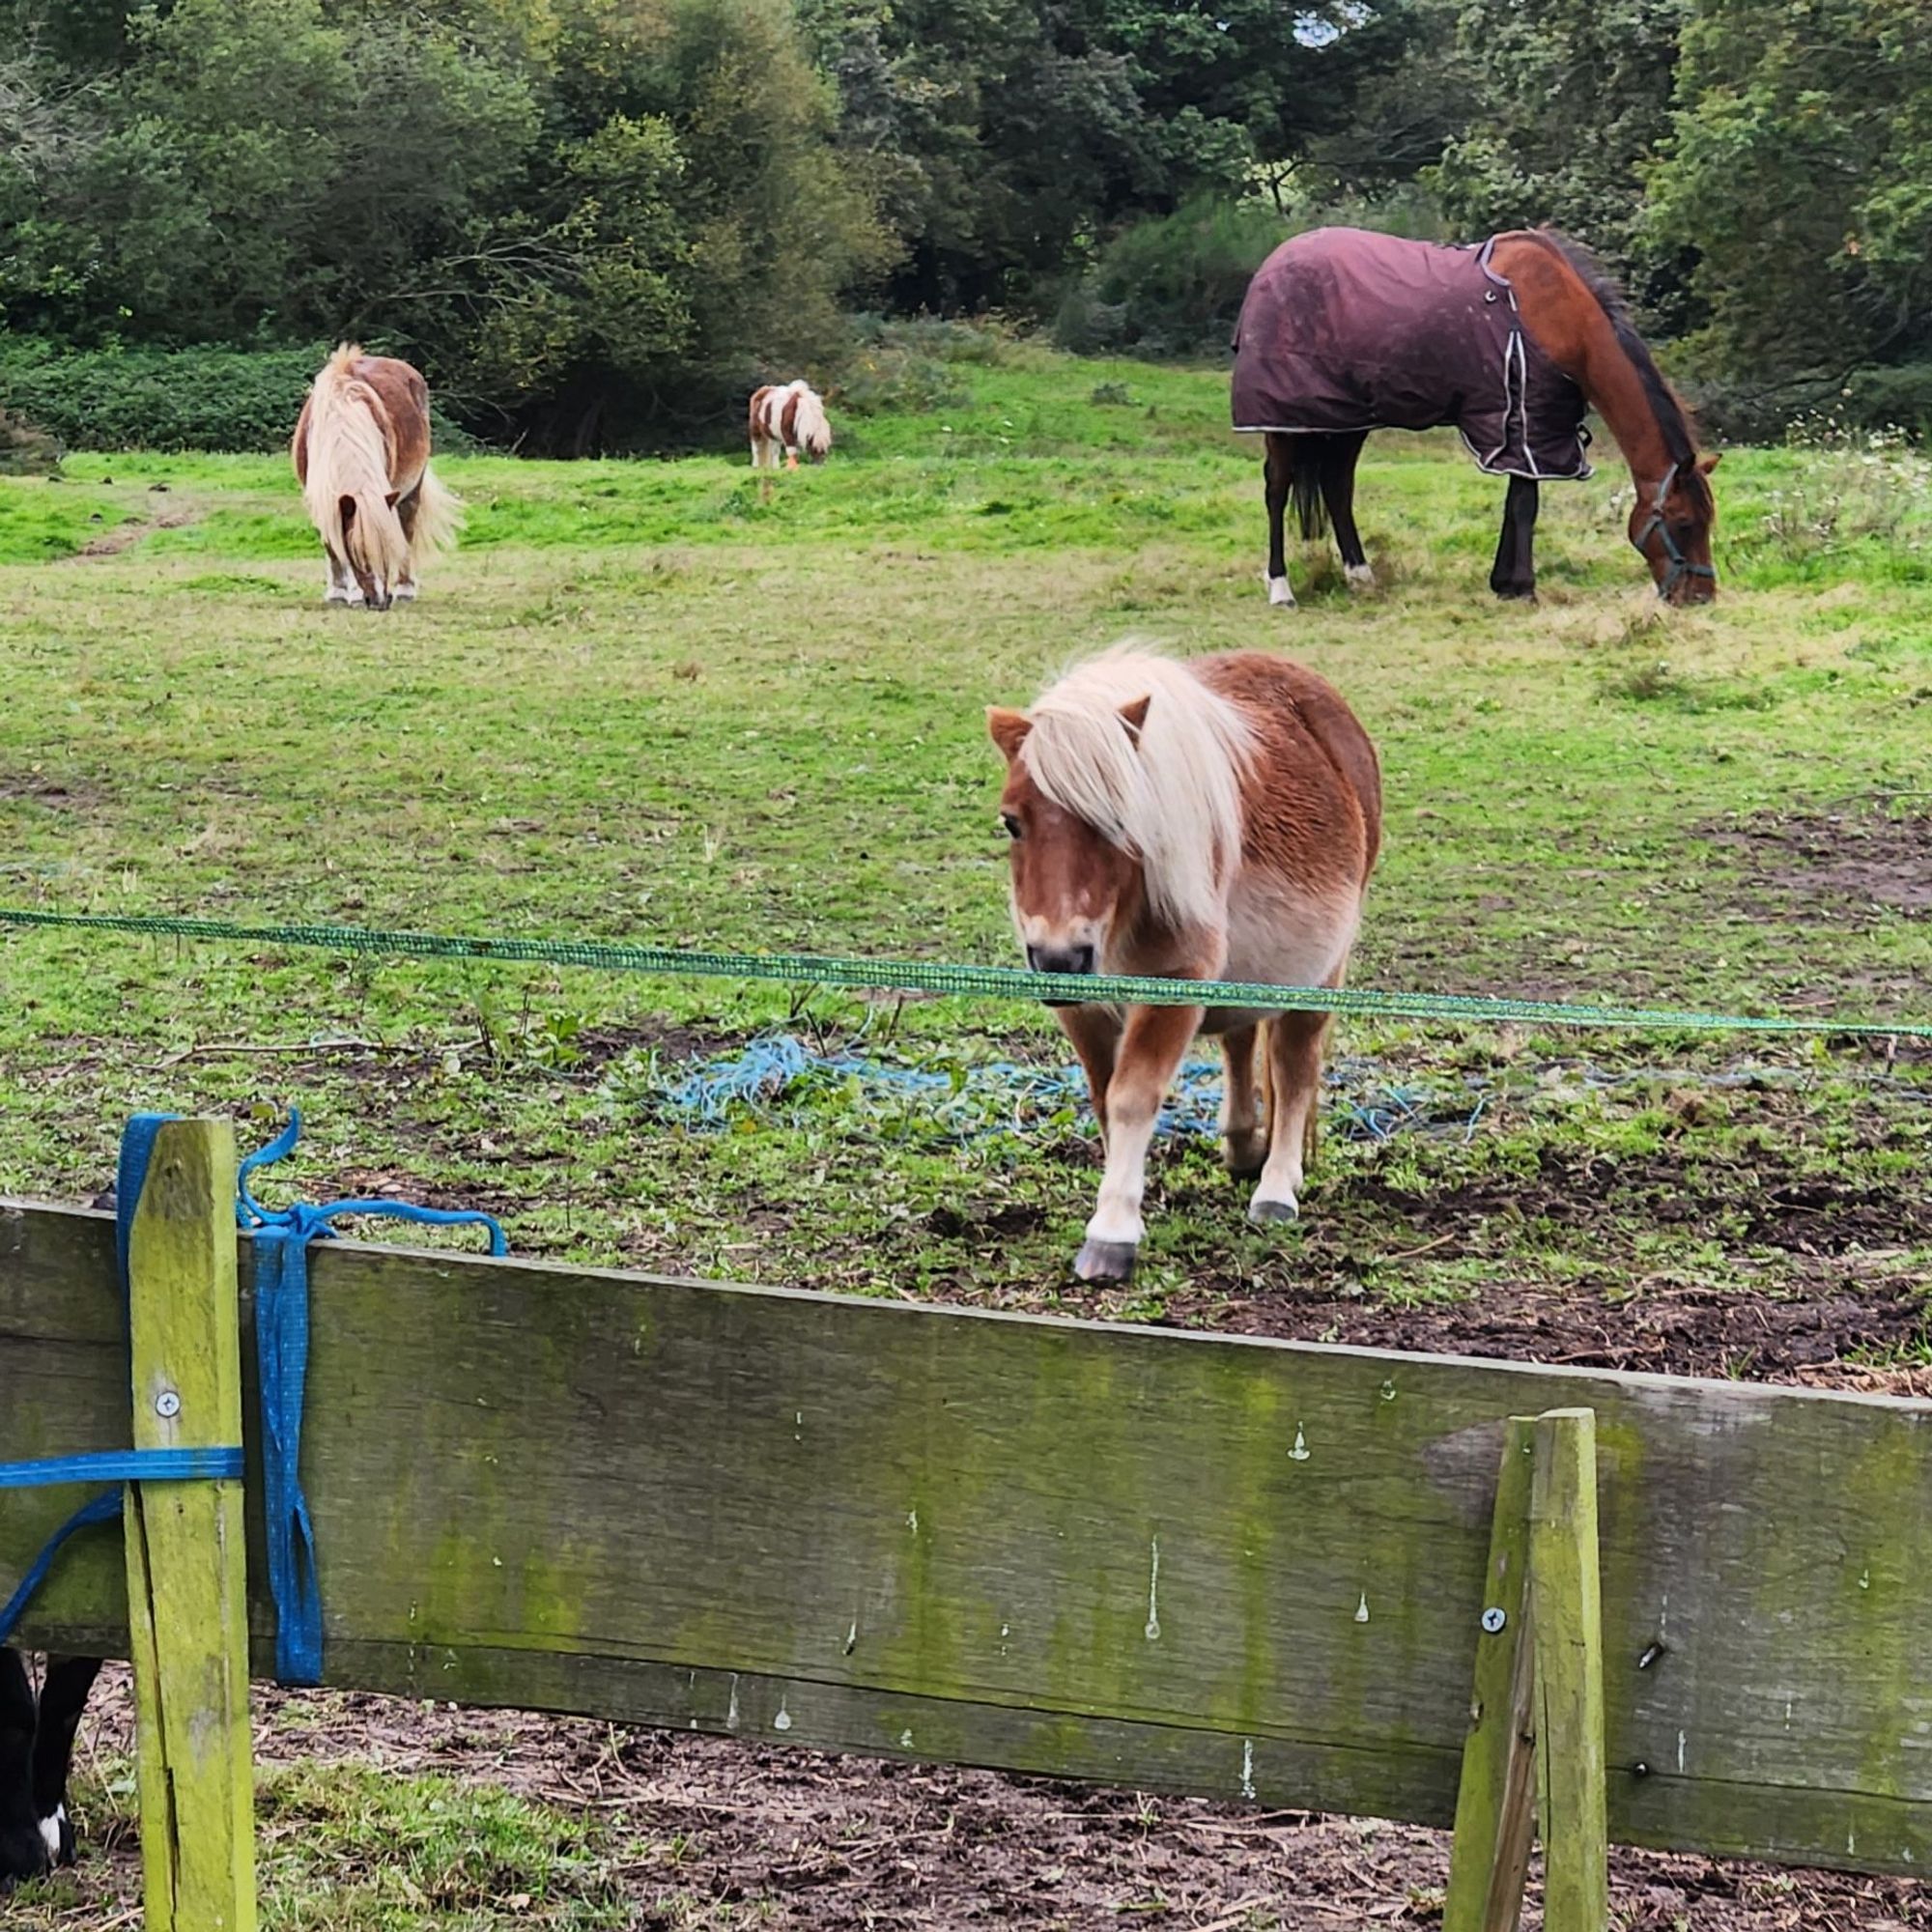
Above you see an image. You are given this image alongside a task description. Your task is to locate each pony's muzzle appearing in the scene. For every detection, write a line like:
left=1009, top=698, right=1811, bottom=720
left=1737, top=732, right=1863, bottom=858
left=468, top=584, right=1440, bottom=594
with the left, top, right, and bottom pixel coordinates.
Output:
left=1028, top=944, right=1096, bottom=1005
left=1028, top=943, right=1095, bottom=978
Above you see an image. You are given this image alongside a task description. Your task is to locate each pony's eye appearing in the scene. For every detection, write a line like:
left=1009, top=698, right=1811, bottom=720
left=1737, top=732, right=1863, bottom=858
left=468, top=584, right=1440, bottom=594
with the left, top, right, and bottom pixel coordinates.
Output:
left=1001, top=813, right=1021, bottom=840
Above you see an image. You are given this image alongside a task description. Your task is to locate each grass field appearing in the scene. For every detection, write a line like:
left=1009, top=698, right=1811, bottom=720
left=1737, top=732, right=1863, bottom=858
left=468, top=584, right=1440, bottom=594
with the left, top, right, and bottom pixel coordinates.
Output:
left=4, top=329, right=1931, bottom=1926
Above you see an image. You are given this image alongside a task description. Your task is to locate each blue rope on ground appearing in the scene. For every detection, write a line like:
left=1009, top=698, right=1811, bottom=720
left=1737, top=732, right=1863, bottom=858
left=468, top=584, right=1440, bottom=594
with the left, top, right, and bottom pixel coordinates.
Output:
left=238, top=1110, right=507, bottom=1684
left=0, top=1111, right=507, bottom=1679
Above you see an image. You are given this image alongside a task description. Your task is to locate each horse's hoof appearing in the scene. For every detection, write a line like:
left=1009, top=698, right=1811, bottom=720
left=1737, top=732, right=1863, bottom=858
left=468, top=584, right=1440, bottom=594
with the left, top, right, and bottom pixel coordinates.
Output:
left=1265, top=576, right=1296, bottom=608
left=1491, top=581, right=1536, bottom=603
left=1248, top=1194, right=1300, bottom=1226
left=392, top=582, right=418, bottom=601
left=1345, top=563, right=1378, bottom=591
left=1074, top=1239, right=1138, bottom=1284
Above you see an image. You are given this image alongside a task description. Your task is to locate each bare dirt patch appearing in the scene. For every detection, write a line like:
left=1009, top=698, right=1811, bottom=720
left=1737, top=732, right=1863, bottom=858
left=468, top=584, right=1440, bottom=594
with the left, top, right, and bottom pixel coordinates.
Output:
left=45, top=1671, right=1932, bottom=1928
left=1704, top=800, right=1932, bottom=921
left=64, top=506, right=198, bottom=557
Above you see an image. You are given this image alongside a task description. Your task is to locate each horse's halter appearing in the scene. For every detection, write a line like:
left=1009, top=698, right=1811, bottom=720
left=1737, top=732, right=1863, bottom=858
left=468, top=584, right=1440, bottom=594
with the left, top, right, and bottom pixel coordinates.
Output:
left=1632, top=461, right=1716, bottom=599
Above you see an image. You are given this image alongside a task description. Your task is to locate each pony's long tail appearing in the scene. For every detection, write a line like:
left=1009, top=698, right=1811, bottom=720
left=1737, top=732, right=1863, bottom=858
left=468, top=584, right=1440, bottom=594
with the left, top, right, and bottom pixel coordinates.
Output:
left=409, top=463, right=462, bottom=560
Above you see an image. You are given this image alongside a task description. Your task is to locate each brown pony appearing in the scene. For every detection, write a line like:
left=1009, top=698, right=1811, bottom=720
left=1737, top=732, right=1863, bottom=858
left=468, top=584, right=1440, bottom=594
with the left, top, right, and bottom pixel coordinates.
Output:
left=989, top=645, right=1381, bottom=1283
left=1234, top=227, right=1719, bottom=605
left=292, top=344, right=459, bottom=609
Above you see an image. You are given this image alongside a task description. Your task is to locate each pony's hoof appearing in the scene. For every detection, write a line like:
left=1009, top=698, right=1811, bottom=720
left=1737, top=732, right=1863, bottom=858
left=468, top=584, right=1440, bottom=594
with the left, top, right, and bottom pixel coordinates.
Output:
left=1223, top=1131, right=1267, bottom=1180
left=1248, top=1194, right=1300, bottom=1226
left=1265, top=575, right=1296, bottom=608
left=325, top=587, right=353, bottom=605
left=1074, top=1239, right=1138, bottom=1284
left=1345, top=563, right=1378, bottom=591
left=392, top=582, right=418, bottom=601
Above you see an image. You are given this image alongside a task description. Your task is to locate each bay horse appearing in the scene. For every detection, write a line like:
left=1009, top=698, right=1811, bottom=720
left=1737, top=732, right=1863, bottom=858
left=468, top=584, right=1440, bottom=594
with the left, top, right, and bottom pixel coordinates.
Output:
left=989, top=646, right=1381, bottom=1283
left=293, top=344, right=460, bottom=610
left=1232, top=227, right=1719, bottom=606
left=749, top=379, right=832, bottom=490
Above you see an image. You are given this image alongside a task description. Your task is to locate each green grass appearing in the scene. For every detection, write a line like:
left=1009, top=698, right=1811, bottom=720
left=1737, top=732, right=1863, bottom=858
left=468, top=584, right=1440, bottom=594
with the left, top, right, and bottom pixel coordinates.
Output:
left=4, top=327, right=1931, bottom=1924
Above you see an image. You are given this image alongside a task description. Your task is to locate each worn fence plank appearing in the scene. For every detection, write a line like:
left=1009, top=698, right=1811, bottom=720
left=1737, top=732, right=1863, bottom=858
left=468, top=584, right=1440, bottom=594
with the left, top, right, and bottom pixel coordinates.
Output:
left=5, top=1202, right=1932, bottom=1875
left=123, top=1125, right=256, bottom=1931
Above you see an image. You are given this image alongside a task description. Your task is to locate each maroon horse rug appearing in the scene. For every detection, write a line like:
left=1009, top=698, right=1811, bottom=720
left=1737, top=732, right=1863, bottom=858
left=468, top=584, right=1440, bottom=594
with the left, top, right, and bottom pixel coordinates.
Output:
left=1229, top=225, right=1718, bottom=607
left=1232, top=226, right=1592, bottom=480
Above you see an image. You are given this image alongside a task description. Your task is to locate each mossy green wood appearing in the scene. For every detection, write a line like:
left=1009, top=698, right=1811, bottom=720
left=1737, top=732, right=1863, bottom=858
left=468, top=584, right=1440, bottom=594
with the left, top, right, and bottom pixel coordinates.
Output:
left=1531, top=1409, right=1608, bottom=1930
left=123, top=1124, right=257, bottom=1932
left=1443, top=1416, right=1538, bottom=1932
left=10, top=1204, right=1932, bottom=1875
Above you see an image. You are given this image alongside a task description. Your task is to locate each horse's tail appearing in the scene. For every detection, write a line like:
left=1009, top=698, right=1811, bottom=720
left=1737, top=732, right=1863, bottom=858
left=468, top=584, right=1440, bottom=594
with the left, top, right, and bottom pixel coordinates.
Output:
left=409, top=462, right=463, bottom=558
left=302, top=345, right=411, bottom=590
left=1290, top=445, right=1328, bottom=542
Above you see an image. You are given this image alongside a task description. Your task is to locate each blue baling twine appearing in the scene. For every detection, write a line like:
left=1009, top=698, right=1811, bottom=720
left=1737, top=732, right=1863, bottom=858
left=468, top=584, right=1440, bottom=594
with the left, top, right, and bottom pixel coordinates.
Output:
left=0, top=1111, right=505, bottom=1684
left=238, top=1109, right=504, bottom=1683
left=0, top=1114, right=232, bottom=1647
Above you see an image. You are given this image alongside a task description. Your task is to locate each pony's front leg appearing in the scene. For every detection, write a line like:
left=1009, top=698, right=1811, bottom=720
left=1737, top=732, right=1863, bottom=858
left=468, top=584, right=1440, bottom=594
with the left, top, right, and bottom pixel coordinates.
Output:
left=1250, top=1009, right=1331, bottom=1223
left=324, top=545, right=357, bottom=605
left=1073, top=1001, right=1201, bottom=1284
left=1055, top=1002, right=1122, bottom=1142
left=1220, top=1025, right=1266, bottom=1177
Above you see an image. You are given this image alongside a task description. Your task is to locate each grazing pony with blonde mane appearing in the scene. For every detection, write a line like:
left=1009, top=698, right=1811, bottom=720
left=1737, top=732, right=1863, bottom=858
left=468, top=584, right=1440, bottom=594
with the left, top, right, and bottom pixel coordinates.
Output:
left=749, top=379, right=832, bottom=493
left=990, top=645, right=1381, bottom=1283
left=293, top=345, right=459, bottom=610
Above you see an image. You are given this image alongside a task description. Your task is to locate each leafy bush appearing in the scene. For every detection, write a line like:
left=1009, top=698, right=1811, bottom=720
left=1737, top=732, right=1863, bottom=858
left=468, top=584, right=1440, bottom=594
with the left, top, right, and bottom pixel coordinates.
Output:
left=0, top=339, right=322, bottom=450
left=1053, top=188, right=1446, bottom=359
left=0, top=338, right=491, bottom=452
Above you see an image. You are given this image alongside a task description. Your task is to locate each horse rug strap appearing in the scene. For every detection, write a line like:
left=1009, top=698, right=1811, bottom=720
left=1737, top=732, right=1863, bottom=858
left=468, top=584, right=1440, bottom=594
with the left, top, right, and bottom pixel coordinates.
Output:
left=1231, top=226, right=1594, bottom=481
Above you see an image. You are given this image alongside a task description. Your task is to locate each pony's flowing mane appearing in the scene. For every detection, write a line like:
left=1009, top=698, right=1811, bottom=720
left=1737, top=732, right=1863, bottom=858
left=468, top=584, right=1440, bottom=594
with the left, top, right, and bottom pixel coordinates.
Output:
left=1019, top=645, right=1253, bottom=933
left=786, top=381, right=831, bottom=457
left=1528, top=231, right=1712, bottom=519
left=301, top=343, right=412, bottom=585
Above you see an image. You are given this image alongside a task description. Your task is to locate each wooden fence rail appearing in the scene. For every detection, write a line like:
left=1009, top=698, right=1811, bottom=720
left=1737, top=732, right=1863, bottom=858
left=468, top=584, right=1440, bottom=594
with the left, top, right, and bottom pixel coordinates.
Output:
left=6, top=1160, right=1932, bottom=1897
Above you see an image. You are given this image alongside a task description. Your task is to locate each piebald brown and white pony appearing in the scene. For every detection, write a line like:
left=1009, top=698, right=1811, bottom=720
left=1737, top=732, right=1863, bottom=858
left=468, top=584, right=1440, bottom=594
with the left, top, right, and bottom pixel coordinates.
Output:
left=293, top=345, right=459, bottom=610
left=989, top=646, right=1381, bottom=1283
left=749, top=380, right=832, bottom=485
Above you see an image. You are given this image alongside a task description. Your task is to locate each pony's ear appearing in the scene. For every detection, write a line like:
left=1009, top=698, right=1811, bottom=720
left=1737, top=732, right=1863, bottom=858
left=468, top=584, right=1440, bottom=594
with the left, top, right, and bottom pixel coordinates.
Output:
left=338, top=494, right=357, bottom=532
left=986, top=706, right=1031, bottom=763
left=1696, top=451, right=1721, bottom=474
left=384, top=490, right=400, bottom=509
left=1118, top=695, right=1151, bottom=747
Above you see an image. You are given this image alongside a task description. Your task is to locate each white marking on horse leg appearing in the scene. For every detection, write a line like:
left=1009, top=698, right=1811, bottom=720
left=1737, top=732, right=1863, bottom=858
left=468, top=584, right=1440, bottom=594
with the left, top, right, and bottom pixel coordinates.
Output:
left=392, top=579, right=418, bottom=601
left=39, top=1806, right=65, bottom=1862
left=1345, top=562, right=1378, bottom=590
left=1265, top=574, right=1295, bottom=608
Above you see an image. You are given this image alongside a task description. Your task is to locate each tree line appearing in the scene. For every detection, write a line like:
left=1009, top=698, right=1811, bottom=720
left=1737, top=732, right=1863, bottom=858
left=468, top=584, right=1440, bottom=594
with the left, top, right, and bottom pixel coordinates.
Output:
left=0, top=0, right=1924, bottom=449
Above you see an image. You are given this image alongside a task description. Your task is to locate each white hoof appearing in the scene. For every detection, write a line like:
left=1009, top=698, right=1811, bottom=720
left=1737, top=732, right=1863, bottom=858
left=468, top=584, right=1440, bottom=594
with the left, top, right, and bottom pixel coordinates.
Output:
left=1248, top=1188, right=1299, bottom=1226
left=1265, top=575, right=1296, bottom=608
left=392, top=581, right=419, bottom=602
left=1345, top=563, right=1378, bottom=590
left=325, top=584, right=353, bottom=605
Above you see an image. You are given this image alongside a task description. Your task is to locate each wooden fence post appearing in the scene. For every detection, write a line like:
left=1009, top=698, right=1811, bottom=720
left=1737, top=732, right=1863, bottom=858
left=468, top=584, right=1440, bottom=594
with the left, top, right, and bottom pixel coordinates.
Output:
left=1443, top=1416, right=1538, bottom=1932
left=1445, top=1407, right=1607, bottom=1932
left=1530, top=1406, right=1607, bottom=1932
left=124, top=1117, right=257, bottom=1931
